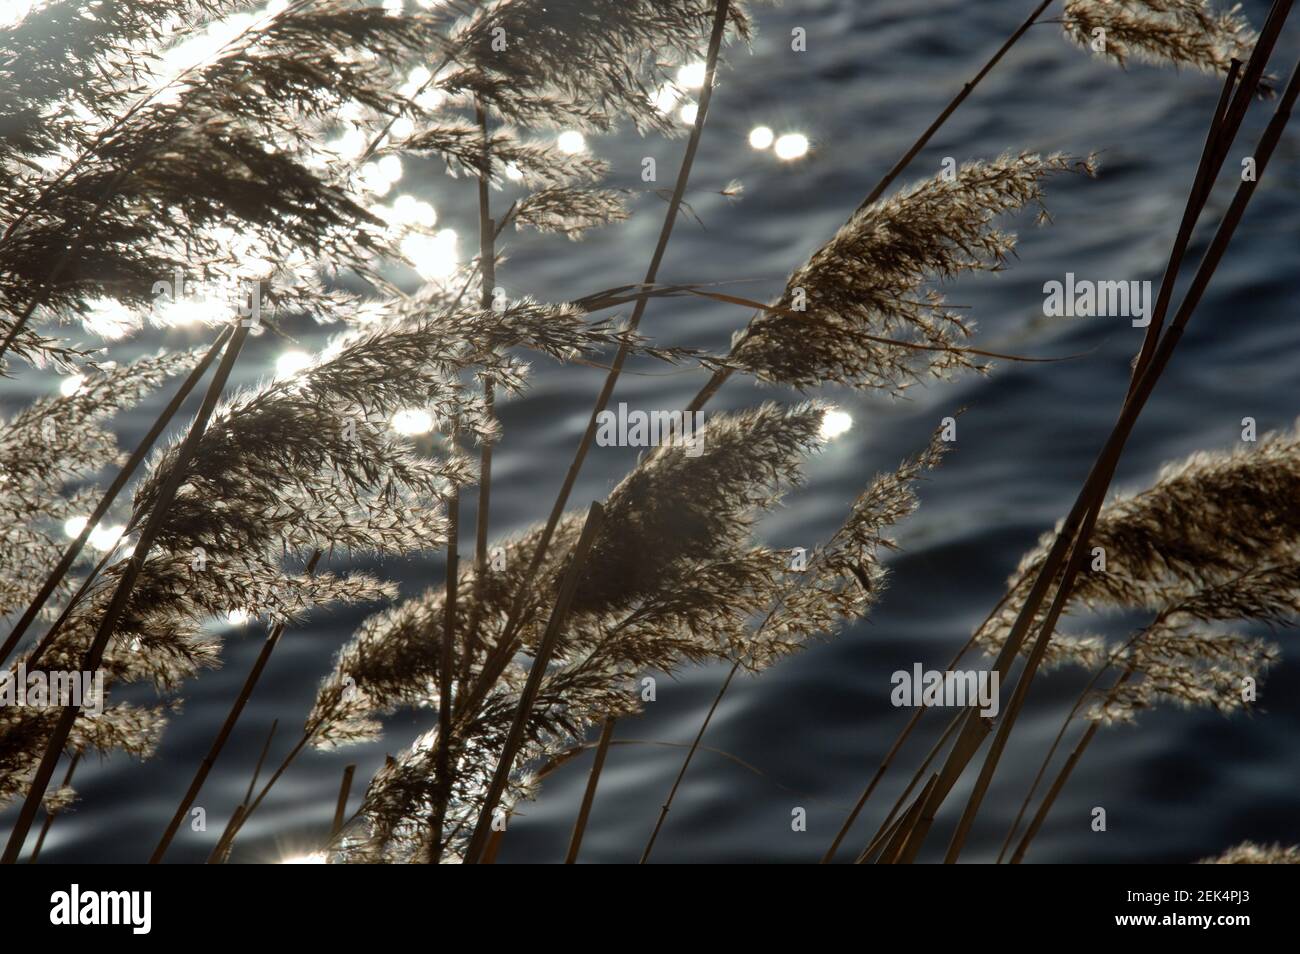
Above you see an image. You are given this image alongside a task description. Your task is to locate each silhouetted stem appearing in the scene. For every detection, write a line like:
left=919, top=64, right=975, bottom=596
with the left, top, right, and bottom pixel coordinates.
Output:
left=206, top=804, right=245, bottom=864
left=640, top=659, right=741, bottom=863
left=821, top=588, right=1017, bottom=863
left=243, top=719, right=278, bottom=809
left=332, top=764, right=357, bottom=839
left=26, top=753, right=79, bottom=864
left=904, top=16, right=1295, bottom=863
left=564, top=716, right=616, bottom=863
left=428, top=418, right=460, bottom=864
left=463, top=501, right=606, bottom=863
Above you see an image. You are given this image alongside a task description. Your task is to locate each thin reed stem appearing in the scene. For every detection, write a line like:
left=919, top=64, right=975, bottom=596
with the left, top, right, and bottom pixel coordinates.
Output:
left=940, top=38, right=1282, bottom=863
left=244, top=720, right=278, bottom=809
left=206, top=805, right=245, bottom=864
left=332, top=764, right=357, bottom=839
left=857, top=0, right=1055, bottom=214
left=23, top=534, right=128, bottom=670
left=640, top=658, right=741, bottom=863
left=564, top=716, right=616, bottom=863
left=1008, top=669, right=1135, bottom=863
left=463, top=501, right=606, bottom=863
left=856, top=707, right=965, bottom=863
left=901, top=16, right=1296, bottom=863
left=821, top=588, right=1016, bottom=863
left=857, top=809, right=906, bottom=864
left=877, top=775, right=938, bottom=864
left=461, top=97, right=497, bottom=694
left=994, top=628, right=1150, bottom=862
left=26, top=753, right=80, bottom=864
left=221, top=727, right=314, bottom=853
left=481, top=826, right=506, bottom=864
left=428, top=418, right=460, bottom=864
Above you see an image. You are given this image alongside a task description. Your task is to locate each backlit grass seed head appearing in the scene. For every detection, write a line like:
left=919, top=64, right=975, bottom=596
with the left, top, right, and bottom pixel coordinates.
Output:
left=576, top=401, right=827, bottom=613
left=1200, top=841, right=1300, bottom=864
left=732, top=152, right=1095, bottom=394
left=1062, top=0, right=1255, bottom=77
left=0, top=699, right=170, bottom=808
left=751, top=426, right=949, bottom=668
left=315, top=404, right=956, bottom=860
left=1014, top=422, right=1300, bottom=613
left=439, top=1, right=752, bottom=134
left=982, top=426, right=1300, bottom=717
left=1088, top=623, right=1277, bottom=724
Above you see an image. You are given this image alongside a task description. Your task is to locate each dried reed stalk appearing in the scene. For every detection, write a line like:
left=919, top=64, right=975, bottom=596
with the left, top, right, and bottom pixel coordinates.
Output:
left=430, top=417, right=461, bottom=864
left=640, top=659, right=742, bottom=863
left=26, top=753, right=79, bottom=864
left=333, top=764, right=357, bottom=839
left=564, top=716, right=616, bottom=864
left=244, top=720, right=278, bottom=809
left=206, top=804, right=245, bottom=865
left=940, top=37, right=1290, bottom=863
left=463, top=501, right=606, bottom=862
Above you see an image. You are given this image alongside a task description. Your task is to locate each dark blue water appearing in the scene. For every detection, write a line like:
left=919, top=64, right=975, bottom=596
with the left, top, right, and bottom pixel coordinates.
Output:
left=10, top=0, right=1300, bottom=863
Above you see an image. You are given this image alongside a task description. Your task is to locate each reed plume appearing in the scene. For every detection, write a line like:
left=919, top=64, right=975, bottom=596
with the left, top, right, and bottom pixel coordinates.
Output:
left=729, top=153, right=1095, bottom=395
left=311, top=402, right=834, bottom=860
left=983, top=426, right=1300, bottom=860
left=1062, top=0, right=1255, bottom=76
left=1200, top=841, right=1300, bottom=863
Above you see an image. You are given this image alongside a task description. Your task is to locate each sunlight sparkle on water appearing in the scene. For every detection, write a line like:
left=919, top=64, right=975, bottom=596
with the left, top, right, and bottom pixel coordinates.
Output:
left=676, top=62, right=707, bottom=89
left=1, top=2, right=38, bottom=27
left=89, top=524, right=127, bottom=552
left=160, top=12, right=256, bottom=79
left=748, top=126, right=775, bottom=150
left=390, top=116, right=415, bottom=140
left=390, top=194, right=436, bottom=228
left=820, top=409, right=853, bottom=441
left=378, top=155, right=403, bottom=183
left=774, top=133, right=810, bottom=161
left=392, top=408, right=435, bottom=435
left=401, top=229, right=459, bottom=281
left=275, top=350, right=313, bottom=379
left=82, top=298, right=138, bottom=340
left=557, top=131, right=587, bottom=154
left=153, top=294, right=229, bottom=328
left=652, top=84, right=682, bottom=114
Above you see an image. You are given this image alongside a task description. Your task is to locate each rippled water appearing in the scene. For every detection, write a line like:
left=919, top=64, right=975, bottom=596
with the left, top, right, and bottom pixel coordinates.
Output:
left=9, top=0, right=1300, bottom=863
